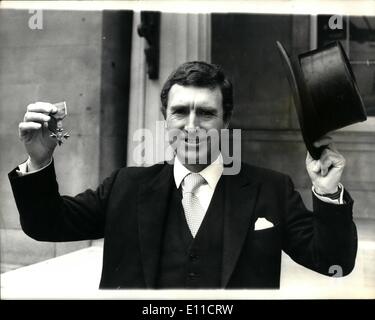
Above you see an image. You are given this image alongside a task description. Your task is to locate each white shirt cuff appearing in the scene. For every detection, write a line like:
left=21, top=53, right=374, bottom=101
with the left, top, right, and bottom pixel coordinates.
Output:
left=16, top=157, right=52, bottom=176
left=312, top=183, right=345, bottom=205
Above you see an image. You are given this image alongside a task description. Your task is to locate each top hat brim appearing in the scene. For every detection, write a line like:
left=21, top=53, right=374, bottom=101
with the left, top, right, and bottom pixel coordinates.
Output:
left=276, top=41, right=325, bottom=159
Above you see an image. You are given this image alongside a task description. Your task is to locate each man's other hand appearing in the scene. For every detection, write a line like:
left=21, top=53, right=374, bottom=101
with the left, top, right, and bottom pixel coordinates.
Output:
left=19, top=102, right=58, bottom=170
left=306, top=136, right=346, bottom=195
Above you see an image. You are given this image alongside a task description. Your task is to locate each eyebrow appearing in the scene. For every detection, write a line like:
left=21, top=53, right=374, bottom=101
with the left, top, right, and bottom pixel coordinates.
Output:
left=169, top=105, right=218, bottom=113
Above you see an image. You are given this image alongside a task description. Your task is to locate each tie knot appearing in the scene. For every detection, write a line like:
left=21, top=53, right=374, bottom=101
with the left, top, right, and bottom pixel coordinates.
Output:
left=183, top=173, right=206, bottom=194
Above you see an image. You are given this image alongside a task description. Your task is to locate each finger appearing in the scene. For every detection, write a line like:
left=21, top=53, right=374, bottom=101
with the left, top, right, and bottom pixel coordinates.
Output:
left=320, top=150, right=346, bottom=177
left=23, top=112, right=51, bottom=123
left=18, top=121, right=42, bottom=137
left=320, top=158, right=333, bottom=176
left=327, top=166, right=345, bottom=179
left=321, top=147, right=345, bottom=168
left=313, top=135, right=333, bottom=148
left=27, top=102, right=57, bottom=114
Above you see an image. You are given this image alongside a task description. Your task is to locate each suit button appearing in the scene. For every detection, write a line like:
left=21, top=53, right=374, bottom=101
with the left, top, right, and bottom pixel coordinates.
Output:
left=189, top=253, right=199, bottom=261
left=188, top=272, right=198, bottom=279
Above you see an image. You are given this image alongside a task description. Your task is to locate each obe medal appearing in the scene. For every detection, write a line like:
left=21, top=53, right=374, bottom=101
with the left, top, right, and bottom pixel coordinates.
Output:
left=48, top=101, right=70, bottom=146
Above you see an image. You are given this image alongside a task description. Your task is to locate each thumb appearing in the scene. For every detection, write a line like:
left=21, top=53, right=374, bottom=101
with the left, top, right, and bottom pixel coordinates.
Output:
left=312, top=160, right=321, bottom=173
left=313, top=160, right=322, bottom=173
left=306, top=152, right=320, bottom=173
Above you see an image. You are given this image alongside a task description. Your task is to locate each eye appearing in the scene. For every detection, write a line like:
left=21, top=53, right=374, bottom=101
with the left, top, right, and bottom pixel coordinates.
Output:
left=197, top=109, right=216, bottom=117
left=172, top=108, right=189, bottom=116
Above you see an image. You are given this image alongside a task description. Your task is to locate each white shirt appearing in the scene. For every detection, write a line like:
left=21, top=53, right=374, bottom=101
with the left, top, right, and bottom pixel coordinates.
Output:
left=173, top=154, right=224, bottom=212
left=17, top=157, right=52, bottom=176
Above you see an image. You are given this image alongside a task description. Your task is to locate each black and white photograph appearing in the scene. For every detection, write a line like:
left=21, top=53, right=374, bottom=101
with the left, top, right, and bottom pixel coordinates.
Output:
left=0, top=0, right=374, bottom=301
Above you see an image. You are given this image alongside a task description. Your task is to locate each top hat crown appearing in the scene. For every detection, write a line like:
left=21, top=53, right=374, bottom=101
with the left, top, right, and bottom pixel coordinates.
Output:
left=276, top=40, right=367, bottom=159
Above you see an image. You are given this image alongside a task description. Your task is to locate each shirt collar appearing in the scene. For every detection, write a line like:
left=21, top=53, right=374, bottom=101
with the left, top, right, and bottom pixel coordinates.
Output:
left=173, top=154, right=224, bottom=190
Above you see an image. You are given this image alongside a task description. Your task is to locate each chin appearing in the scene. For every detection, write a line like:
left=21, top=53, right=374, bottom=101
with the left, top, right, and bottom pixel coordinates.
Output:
left=176, top=148, right=210, bottom=166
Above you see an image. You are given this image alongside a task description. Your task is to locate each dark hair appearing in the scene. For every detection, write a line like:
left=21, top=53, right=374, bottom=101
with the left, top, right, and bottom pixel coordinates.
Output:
left=160, top=61, right=233, bottom=122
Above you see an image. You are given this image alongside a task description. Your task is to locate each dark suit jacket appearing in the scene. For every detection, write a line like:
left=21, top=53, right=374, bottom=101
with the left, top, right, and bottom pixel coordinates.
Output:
left=8, top=161, right=357, bottom=289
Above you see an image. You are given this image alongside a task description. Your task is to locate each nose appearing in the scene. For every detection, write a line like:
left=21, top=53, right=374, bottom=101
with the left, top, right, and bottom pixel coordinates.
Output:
left=184, top=110, right=199, bottom=130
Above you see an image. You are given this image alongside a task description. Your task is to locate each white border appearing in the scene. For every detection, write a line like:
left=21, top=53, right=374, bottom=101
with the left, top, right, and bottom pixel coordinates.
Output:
left=1, top=1, right=375, bottom=15
left=1, top=0, right=374, bottom=300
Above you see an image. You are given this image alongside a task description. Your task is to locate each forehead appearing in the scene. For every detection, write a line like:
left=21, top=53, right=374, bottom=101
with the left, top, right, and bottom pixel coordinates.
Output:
left=167, top=84, right=222, bottom=108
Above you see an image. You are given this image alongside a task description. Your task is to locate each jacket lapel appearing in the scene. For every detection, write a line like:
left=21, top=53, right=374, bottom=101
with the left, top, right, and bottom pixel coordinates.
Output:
left=137, top=164, right=174, bottom=288
left=221, top=170, right=260, bottom=287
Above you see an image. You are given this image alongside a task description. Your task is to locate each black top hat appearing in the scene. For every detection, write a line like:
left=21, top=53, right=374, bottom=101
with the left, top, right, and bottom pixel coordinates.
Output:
left=276, top=41, right=367, bottom=159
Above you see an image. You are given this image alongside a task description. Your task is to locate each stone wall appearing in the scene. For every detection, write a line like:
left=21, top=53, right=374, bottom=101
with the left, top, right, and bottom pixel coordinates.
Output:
left=0, top=9, right=103, bottom=272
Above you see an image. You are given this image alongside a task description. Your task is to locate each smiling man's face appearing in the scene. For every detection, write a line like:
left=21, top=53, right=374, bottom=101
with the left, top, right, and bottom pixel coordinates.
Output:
left=166, top=84, right=227, bottom=171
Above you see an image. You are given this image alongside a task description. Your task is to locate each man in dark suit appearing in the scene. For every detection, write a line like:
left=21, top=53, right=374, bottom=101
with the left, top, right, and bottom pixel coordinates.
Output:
left=9, top=61, right=357, bottom=289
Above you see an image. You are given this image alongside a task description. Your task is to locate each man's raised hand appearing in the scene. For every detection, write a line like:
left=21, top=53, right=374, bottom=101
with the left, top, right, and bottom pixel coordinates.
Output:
left=306, top=136, right=346, bottom=195
left=19, top=102, right=58, bottom=170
